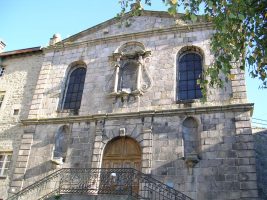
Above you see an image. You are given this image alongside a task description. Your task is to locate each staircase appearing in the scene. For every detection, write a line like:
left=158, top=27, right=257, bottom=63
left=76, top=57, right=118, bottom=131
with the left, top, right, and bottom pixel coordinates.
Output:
left=7, top=168, right=193, bottom=200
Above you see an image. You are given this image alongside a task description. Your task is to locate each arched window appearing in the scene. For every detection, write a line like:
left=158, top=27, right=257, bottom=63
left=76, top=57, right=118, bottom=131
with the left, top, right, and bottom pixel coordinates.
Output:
left=178, top=52, right=203, bottom=100
left=119, top=61, right=138, bottom=92
left=63, top=66, right=86, bottom=110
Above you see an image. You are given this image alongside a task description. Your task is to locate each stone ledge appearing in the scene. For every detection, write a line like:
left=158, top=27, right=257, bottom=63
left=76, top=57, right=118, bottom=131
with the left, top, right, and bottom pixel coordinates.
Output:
left=22, top=103, right=254, bottom=125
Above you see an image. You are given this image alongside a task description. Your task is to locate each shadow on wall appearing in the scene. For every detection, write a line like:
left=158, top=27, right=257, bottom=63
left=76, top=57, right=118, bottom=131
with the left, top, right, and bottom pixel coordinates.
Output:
left=24, top=161, right=53, bottom=181
left=253, top=128, right=267, bottom=200
left=18, top=55, right=43, bottom=120
left=151, top=126, right=258, bottom=200
left=13, top=116, right=261, bottom=200
left=22, top=122, right=93, bottom=188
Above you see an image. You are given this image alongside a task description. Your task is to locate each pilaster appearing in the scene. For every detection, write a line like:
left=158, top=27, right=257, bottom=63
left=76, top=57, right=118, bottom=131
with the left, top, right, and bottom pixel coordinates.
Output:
left=9, top=126, right=35, bottom=195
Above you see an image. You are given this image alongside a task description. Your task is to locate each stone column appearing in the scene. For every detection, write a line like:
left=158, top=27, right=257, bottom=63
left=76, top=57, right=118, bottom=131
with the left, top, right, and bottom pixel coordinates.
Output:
left=141, top=116, right=153, bottom=174
left=91, top=121, right=104, bottom=168
left=113, top=63, right=120, bottom=93
left=136, top=56, right=143, bottom=91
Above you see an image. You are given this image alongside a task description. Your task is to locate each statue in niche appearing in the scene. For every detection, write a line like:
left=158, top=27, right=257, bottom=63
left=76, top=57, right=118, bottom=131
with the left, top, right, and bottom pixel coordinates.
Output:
left=52, top=125, right=69, bottom=165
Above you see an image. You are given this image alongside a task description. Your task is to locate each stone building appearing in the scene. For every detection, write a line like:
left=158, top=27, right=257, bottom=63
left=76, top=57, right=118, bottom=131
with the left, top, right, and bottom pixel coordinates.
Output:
left=0, top=11, right=261, bottom=200
left=253, top=127, right=267, bottom=199
left=0, top=46, right=43, bottom=199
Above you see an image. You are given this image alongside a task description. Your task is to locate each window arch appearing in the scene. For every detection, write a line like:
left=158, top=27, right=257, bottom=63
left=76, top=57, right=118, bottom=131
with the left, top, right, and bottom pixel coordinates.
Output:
left=63, top=65, right=86, bottom=110
left=177, top=51, right=203, bottom=101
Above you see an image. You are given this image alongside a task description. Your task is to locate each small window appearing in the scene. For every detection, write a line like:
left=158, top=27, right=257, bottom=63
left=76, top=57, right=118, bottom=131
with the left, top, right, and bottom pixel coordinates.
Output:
left=0, top=91, right=5, bottom=108
left=63, top=66, right=86, bottom=110
left=0, top=153, right=12, bottom=177
left=177, top=52, right=203, bottom=101
left=0, top=66, right=5, bottom=77
left=13, top=109, right=19, bottom=115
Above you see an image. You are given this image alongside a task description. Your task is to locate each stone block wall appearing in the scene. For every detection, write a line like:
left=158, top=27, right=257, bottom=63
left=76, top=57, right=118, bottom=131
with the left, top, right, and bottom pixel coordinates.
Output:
left=2, top=11, right=255, bottom=200
left=0, top=53, right=43, bottom=199
left=28, top=24, right=238, bottom=120
left=20, top=122, right=95, bottom=190
left=0, top=54, right=43, bottom=121
left=253, top=127, right=267, bottom=199
left=231, top=67, right=247, bottom=104
left=19, top=108, right=259, bottom=200
left=151, top=111, right=258, bottom=199
left=76, top=13, right=180, bottom=43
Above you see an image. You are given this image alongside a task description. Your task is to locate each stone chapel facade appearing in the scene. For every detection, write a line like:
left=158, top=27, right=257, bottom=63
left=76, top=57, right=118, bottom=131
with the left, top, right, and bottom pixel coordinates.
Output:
left=0, top=11, right=260, bottom=200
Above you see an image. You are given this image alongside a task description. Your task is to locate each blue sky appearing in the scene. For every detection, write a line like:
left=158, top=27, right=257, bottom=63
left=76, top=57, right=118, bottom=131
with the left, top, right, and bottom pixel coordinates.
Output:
left=1, top=0, right=266, bottom=127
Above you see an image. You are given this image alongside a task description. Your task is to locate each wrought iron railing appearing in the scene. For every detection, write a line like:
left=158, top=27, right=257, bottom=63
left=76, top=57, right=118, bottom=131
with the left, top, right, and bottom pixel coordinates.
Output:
left=7, top=168, right=193, bottom=200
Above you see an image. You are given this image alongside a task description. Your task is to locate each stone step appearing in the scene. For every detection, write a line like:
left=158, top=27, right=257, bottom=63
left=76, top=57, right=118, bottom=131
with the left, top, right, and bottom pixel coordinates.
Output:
left=45, top=194, right=136, bottom=200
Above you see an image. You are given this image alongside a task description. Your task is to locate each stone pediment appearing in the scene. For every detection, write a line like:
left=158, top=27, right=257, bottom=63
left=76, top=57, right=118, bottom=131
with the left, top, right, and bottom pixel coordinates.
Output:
left=56, top=10, right=207, bottom=47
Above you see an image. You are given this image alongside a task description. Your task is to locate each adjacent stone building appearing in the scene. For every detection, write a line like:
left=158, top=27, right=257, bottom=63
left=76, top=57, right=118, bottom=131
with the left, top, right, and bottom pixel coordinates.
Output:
left=0, top=11, right=261, bottom=200
left=0, top=46, right=43, bottom=199
left=253, top=127, right=267, bottom=200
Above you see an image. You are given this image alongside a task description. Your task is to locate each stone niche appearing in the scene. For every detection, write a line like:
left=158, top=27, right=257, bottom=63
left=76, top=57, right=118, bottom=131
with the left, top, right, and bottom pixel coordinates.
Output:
left=109, top=42, right=152, bottom=104
left=51, top=125, right=70, bottom=166
left=182, top=117, right=200, bottom=168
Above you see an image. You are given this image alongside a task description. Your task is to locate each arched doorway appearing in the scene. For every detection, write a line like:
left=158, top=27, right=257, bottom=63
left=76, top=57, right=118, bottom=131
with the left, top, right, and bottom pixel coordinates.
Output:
left=102, top=136, right=141, bottom=170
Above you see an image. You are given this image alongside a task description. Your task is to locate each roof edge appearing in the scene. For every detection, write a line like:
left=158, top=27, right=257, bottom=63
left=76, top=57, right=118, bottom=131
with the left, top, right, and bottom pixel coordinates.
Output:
left=62, top=10, right=205, bottom=44
left=0, top=46, right=42, bottom=57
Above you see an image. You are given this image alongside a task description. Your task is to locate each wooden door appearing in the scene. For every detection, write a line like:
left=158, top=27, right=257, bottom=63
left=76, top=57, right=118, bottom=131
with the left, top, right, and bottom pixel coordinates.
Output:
left=101, top=137, right=141, bottom=194
left=102, top=137, right=141, bottom=170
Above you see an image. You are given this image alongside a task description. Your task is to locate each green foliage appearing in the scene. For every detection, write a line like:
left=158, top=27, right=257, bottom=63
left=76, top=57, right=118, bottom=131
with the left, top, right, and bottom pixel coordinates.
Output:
left=54, top=194, right=61, bottom=199
left=118, top=0, right=267, bottom=98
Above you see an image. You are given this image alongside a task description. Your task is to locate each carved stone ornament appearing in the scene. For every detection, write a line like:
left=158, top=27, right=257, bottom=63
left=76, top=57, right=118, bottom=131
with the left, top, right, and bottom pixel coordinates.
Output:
left=184, top=152, right=199, bottom=168
left=51, top=157, right=64, bottom=165
left=109, top=42, right=152, bottom=99
left=119, top=128, right=126, bottom=136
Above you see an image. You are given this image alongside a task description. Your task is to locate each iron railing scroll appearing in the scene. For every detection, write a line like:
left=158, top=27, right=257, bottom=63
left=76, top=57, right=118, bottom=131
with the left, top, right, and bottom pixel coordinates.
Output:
left=7, top=168, right=193, bottom=200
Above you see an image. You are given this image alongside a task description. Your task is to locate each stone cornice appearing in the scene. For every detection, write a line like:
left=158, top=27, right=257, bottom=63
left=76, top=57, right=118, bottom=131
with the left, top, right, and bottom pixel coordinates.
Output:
left=43, top=22, right=213, bottom=52
left=21, top=103, right=254, bottom=125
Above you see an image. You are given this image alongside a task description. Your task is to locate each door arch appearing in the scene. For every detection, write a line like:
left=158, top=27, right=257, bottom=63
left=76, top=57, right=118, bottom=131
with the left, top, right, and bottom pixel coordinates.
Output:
left=102, top=136, right=141, bottom=170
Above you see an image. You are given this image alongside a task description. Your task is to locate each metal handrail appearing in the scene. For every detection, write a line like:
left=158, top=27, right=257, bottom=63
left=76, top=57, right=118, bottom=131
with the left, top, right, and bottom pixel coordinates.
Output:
left=132, top=169, right=192, bottom=200
left=8, top=168, right=65, bottom=200
left=7, top=168, right=193, bottom=200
